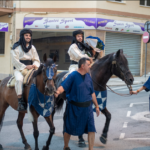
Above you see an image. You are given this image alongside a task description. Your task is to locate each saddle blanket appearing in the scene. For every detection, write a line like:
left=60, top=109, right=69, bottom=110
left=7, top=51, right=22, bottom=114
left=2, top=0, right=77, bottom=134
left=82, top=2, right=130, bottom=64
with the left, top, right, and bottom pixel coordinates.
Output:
left=7, top=68, right=35, bottom=87
left=28, top=83, right=54, bottom=117
left=93, top=90, right=107, bottom=111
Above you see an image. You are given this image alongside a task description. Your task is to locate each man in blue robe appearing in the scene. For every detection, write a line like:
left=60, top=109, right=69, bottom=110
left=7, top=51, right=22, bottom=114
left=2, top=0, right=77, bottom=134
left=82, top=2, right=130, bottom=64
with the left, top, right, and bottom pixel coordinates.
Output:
left=132, top=77, right=150, bottom=94
left=55, top=57, right=100, bottom=150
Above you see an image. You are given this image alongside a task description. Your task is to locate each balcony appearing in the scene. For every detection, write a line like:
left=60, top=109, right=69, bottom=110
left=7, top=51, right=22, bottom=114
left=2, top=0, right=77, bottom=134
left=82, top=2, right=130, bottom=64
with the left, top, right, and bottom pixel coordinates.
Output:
left=0, top=0, right=13, bottom=17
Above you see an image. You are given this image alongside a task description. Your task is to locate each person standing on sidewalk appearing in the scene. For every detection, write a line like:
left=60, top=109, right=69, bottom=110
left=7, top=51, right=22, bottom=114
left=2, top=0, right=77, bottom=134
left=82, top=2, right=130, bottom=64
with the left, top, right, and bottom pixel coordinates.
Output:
left=55, top=57, right=100, bottom=150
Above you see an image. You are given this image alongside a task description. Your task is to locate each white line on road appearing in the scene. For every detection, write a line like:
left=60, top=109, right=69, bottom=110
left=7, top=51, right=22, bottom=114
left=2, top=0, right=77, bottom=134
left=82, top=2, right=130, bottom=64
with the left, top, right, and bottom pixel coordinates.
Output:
left=129, top=102, right=148, bottom=107
left=123, top=122, right=128, bottom=128
left=119, top=133, right=125, bottom=139
left=124, top=138, right=150, bottom=140
left=127, top=111, right=131, bottom=117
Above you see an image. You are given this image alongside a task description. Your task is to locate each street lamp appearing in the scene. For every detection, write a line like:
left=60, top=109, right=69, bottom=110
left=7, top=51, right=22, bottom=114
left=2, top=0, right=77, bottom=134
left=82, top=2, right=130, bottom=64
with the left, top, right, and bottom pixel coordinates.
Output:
left=144, top=21, right=150, bottom=33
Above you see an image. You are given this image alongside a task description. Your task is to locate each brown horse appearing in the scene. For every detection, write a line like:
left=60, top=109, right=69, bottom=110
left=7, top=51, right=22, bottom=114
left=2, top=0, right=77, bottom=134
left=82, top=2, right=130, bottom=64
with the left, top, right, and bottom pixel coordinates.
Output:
left=0, top=54, right=57, bottom=150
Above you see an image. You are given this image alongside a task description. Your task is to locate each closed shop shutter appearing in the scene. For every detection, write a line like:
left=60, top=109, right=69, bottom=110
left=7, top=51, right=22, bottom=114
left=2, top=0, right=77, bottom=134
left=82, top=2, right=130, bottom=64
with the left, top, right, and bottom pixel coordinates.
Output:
left=105, top=32, right=141, bottom=75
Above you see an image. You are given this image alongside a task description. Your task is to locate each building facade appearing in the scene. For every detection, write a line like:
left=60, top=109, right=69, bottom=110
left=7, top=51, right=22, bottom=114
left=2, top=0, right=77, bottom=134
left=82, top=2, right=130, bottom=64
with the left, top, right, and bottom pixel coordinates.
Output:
left=0, top=0, right=150, bottom=79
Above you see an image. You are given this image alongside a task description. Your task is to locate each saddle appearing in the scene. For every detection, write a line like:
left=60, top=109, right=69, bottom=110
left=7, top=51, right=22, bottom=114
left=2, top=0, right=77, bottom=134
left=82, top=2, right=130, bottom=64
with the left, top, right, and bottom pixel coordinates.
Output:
left=7, top=68, right=36, bottom=87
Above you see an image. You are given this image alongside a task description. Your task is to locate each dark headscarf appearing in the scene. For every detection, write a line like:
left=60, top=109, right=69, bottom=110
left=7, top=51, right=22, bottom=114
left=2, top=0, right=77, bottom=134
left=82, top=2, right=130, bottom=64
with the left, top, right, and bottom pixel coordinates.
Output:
left=72, top=30, right=92, bottom=52
left=12, top=29, right=32, bottom=53
left=72, top=30, right=85, bottom=51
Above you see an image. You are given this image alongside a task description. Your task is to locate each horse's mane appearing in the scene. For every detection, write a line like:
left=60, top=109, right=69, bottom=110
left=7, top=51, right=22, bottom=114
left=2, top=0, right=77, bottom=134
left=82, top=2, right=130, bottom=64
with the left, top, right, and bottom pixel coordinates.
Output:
left=92, top=53, right=113, bottom=69
left=33, top=64, right=43, bottom=77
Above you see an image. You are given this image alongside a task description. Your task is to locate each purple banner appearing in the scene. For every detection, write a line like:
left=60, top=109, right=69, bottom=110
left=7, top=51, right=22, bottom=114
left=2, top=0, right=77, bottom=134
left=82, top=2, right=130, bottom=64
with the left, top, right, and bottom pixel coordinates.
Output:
left=97, top=18, right=144, bottom=34
left=97, top=18, right=114, bottom=28
left=0, top=23, right=8, bottom=32
left=75, top=18, right=97, bottom=28
left=23, top=17, right=43, bottom=28
left=23, top=17, right=145, bottom=34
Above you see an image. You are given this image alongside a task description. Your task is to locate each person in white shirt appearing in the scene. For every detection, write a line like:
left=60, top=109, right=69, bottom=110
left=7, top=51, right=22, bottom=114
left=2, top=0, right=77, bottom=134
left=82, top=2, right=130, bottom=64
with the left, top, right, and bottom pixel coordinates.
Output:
left=68, top=30, right=103, bottom=74
left=11, top=29, right=40, bottom=111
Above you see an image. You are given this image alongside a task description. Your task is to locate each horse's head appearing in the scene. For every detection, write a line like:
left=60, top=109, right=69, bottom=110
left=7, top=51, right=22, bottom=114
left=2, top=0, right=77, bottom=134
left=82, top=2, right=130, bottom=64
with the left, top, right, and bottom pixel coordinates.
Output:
left=42, top=53, right=57, bottom=96
left=112, top=49, right=134, bottom=86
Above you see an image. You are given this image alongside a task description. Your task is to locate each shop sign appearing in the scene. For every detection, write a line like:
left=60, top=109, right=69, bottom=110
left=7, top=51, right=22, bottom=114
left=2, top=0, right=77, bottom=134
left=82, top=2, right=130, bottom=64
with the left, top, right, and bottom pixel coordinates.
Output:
left=0, top=22, right=8, bottom=32
left=97, top=18, right=144, bottom=34
left=23, top=17, right=145, bottom=34
left=23, top=17, right=97, bottom=29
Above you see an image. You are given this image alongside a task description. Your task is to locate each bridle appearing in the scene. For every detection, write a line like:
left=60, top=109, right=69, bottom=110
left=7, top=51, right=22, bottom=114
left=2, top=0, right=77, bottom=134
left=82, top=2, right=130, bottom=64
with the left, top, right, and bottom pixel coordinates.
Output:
left=35, top=63, right=56, bottom=109
left=91, top=53, right=132, bottom=97
left=42, top=63, right=56, bottom=96
left=111, top=53, right=132, bottom=92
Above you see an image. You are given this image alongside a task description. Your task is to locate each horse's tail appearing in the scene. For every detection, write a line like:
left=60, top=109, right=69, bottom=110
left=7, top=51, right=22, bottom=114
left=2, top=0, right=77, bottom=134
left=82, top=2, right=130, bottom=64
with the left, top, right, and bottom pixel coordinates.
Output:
left=0, top=113, right=5, bottom=132
left=55, top=71, right=68, bottom=112
left=55, top=97, right=65, bottom=112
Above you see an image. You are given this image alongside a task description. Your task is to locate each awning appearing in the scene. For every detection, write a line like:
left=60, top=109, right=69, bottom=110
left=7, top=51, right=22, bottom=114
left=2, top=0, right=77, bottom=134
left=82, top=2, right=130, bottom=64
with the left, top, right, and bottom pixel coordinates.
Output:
left=97, top=18, right=144, bottom=34
left=23, top=17, right=144, bottom=34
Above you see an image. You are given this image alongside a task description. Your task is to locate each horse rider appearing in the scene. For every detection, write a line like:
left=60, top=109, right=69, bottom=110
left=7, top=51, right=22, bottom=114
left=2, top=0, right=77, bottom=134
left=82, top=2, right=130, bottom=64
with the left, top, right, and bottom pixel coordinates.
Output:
left=11, top=29, right=40, bottom=111
left=55, top=57, right=100, bottom=150
left=67, top=30, right=104, bottom=75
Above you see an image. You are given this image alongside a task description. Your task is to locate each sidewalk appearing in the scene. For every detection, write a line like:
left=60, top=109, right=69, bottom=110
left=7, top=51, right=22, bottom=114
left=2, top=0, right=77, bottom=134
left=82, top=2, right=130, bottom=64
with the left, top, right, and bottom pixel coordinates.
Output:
left=107, top=73, right=150, bottom=86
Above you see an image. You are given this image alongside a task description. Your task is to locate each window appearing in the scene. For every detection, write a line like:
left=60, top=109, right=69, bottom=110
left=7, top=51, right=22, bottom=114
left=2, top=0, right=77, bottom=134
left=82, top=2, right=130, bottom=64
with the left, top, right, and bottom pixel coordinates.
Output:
left=114, top=0, right=122, bottom=1
left=49, top=50, right=59, bottom=62
left=0, top=32, right=5, bottom=54
left=140, top=0, right=150, bottom=6
left=65, top=49, right=70, bottom=63
left=37, top=50, right=42, bottom=62
left=108, top=0, right=123, bottom=2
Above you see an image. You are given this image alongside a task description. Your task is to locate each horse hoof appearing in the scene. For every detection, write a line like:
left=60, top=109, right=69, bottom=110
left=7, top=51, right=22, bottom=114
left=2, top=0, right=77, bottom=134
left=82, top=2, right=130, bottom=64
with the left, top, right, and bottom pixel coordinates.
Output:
left=25, top=146, right=32, bottom=150
left=42, top=146, right=49, bottom=150
left=24, top=144, right=32, bottom=150
left=78, top=140, right=86, bottom=147
left=0, top=144, right=3, bottom=150
left=100, top=136, right=107, bottom=144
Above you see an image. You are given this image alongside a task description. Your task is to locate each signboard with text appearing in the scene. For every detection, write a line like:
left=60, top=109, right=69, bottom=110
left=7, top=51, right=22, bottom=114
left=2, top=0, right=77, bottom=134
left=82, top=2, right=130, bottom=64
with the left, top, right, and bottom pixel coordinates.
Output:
left=23, top=17, right=144, bottom=34
left=23, top=17, right=97, bottom=29
left=97, top=18, right=144, bottom=34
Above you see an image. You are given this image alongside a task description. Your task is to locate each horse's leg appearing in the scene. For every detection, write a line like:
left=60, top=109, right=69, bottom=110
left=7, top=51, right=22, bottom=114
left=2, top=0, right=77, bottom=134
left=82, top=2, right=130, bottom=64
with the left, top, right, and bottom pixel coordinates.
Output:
left=0, top=102, right=9, bottom=150
left=78, top=135, right=86, bottom=147
left=100, top=107, right=111, bottom=144
left=17, top=112, right=31, bottom=150
left=42, top=113, right=55, bottom=150
left=32, top=110, right=39, bottom=150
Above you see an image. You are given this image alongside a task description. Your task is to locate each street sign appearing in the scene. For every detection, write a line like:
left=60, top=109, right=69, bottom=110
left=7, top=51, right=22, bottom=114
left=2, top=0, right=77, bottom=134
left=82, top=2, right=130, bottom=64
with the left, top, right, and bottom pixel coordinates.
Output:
left=144, top=21, right=150, bottom=33
left=143, top=32, right=150, bottom=43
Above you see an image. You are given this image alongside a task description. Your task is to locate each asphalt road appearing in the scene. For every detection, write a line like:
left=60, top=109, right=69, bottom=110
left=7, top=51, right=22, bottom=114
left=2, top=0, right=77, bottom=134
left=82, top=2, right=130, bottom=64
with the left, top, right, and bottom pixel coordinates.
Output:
left=1, top=84, right=150, bottom=150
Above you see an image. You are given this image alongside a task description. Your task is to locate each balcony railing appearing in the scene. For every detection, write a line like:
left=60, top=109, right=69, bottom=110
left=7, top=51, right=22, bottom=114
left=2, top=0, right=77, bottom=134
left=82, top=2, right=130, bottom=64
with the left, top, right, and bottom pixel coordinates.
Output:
left=0, top=0, right=13, bottom=9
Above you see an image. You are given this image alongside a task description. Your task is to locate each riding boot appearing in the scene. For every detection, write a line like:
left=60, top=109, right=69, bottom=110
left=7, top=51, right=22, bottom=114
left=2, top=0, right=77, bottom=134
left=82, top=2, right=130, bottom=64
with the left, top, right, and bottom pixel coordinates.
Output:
left=17, top=97, right=27, bottom=111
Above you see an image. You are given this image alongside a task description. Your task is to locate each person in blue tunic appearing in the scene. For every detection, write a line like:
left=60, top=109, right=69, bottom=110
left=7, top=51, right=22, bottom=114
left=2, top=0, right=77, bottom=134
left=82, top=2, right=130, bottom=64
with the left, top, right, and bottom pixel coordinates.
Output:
left=55, top=57, right=100, bottom=150
left=132, top=77, right=150, bottom=94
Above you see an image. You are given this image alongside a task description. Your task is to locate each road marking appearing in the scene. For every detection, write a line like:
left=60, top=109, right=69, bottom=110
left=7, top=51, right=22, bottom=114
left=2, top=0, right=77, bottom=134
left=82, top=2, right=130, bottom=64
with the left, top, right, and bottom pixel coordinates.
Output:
left=127, top=111, right=131, bottom=117
left=119, top=133, right=125, bottom=139
left=123, top=122, right=128, bottom=128
left=124, top=138, right=150, bottom=140
left=131, top=111, right=150, bottom=122
left=129, top=102, right=148, bottom=107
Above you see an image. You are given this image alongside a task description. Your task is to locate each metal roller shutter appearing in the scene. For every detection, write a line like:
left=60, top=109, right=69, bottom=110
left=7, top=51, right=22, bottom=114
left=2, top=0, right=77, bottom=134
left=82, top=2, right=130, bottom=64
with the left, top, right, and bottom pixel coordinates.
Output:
left=105, top=32, right=141, bottom=76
